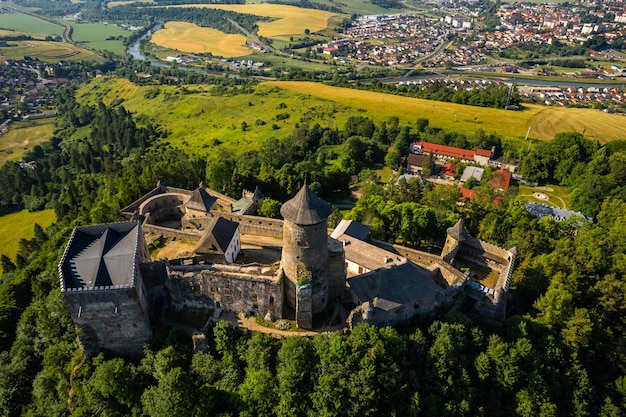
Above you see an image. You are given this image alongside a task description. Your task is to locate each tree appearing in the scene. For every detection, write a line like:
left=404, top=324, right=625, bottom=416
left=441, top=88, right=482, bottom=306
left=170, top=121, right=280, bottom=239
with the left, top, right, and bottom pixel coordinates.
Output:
left=259, top=197, right=282, bottom=219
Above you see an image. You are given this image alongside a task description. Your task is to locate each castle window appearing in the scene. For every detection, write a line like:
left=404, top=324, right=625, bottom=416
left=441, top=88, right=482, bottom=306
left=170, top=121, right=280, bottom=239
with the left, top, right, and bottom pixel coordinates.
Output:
left=269, top=296, right=274, bottom=304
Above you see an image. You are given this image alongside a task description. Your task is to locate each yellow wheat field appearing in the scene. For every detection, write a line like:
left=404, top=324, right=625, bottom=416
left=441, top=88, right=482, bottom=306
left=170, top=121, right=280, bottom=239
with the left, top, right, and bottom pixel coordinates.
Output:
left=165, top=4, right=338, bottom=36
left=151, top=22, right=251, bottom=57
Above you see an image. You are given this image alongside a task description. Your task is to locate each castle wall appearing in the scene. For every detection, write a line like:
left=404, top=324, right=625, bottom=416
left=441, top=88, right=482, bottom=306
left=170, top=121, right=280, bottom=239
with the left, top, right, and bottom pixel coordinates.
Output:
left=139, top=193, right=188, bottom=217
left=186, top=212, right=283, bottom=238
left=167, top=265, right=283, bottom=319
left=281, top=219, right=330, bottom=314
left=142, top=223, right=203, bottom=241
left=63, top=287, right=152, bottom=357
left=327, top=237, right=346, bottom=300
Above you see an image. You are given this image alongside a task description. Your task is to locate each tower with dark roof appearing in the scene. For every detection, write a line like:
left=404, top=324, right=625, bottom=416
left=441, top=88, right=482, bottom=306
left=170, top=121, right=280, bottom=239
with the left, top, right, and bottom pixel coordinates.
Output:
left=58, top=221, right=152, bottom=357
left=280, top=183, right=333, bottom=328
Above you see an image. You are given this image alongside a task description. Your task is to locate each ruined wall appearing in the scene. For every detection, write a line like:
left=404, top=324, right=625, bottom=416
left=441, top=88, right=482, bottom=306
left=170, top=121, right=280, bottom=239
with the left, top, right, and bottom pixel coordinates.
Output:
left=142, top=223, right=202, bottom=241
left=281, top=219, right=329, bottom=314
left=327, top=237, right=346, bottom=300
left=139, top=193, right=187, bottom=217
left=63, top=287, right=152, bottom=357
left=167, top=264, right=283, bottom=319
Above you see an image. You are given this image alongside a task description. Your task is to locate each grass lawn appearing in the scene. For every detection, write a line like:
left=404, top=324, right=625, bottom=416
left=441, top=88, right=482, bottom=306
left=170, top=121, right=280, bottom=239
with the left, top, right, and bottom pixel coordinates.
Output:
left=0, top=209, right=56, bottom=273
left=518, top=184, right=570, bottom=209
left=0, top=12, right=65, bottom=37
left=246, top=52, right=331, bottom=71
left=0, top=120, right=55, bottom=164
left=151, top=22, right=251, bottom=57
left=166, top=4, right=338, bottom=37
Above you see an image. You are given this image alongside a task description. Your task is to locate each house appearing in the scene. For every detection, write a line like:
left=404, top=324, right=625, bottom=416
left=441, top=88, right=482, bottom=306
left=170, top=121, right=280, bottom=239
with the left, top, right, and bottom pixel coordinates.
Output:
left=406, top=153, right=426, bottom=174
left=489, top=169, right=511, bottom=192
left=474, top=149, right=492, bottom=166
left=458, top=186, right=475, bottom=202
left=440, top=162, right=457, bottom=180
left=460, top=166, right=484, bottom=183
left=410, top=141, right=475, bottom=162
left=194, top=217, right=241, bottom=264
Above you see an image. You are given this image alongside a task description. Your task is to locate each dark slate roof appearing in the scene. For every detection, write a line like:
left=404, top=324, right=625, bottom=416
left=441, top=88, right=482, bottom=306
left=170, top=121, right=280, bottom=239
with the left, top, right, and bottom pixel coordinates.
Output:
left=331, top=219, right=372, bottom=241
left=280, top=184, right=332, bottom=225
left=210, top=217, right=239, bottom=252
left=348, top=262, right=441, bottom=311
left=185, top=187, right=217, bottom=212
left=447, top=219, right=469, bottom=242
left=60, top=222, right=141, bottom=290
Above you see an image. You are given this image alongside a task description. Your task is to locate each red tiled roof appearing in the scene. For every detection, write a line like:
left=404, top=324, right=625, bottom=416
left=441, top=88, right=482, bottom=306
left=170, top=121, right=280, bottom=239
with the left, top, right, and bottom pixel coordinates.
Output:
left=489, top=169, right=511, bottom=191
left=458, top=187, right=475, bottom=201
left=475, top=149, right=492, bottom=157
left=441, top=162, right=456, bottom=178
left=413, top=141, right=475, bottom=160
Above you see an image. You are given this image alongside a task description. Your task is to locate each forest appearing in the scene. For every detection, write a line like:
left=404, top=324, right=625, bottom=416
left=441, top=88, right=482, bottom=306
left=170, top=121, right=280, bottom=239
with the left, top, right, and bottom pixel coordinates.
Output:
left=0, top=68, right=625, bottom=417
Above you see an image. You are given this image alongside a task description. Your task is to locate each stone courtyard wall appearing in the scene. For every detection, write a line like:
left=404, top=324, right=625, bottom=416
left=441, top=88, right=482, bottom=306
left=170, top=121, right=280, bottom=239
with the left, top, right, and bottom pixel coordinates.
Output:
left=167, top=264, right=283, bottom=319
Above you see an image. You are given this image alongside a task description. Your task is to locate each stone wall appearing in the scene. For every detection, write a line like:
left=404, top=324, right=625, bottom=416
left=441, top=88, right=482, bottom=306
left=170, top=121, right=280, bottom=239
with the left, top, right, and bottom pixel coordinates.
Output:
left=63, top=287, right=152, bottom=357
left=187, top=211, right=283, bottom=238
left=327, top=237, right=347, bottom=300
left=142, top=223, right=203, bottom=241
left=167, top=264, right=283, bottom=319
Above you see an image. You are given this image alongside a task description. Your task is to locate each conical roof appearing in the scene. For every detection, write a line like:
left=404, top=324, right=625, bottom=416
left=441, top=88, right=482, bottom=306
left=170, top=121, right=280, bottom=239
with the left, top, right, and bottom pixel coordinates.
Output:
left=447, top=219, right=469, bottom=242
left=280, top=184, right=332, bottom=225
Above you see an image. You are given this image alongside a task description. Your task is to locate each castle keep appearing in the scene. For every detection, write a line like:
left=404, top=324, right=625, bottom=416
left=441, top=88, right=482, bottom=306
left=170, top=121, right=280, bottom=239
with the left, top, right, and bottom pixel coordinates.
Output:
left=59, top=182, right=516, bottom=357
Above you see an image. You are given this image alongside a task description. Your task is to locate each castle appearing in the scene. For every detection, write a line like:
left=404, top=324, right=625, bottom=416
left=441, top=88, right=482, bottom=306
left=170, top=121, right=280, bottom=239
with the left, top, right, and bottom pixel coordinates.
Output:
left=59, top=182, right=516, bottom=357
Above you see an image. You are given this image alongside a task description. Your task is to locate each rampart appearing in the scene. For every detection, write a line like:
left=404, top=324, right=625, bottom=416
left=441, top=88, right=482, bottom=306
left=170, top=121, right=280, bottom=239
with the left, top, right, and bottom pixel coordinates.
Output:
left=142, top=222, right=203, bottom=241
left=167, top=263, right=283, bottom=319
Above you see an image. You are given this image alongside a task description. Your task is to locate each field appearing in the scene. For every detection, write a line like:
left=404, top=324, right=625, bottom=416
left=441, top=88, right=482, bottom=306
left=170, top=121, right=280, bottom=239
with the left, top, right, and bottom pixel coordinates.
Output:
left=0, top=12, right=64, bottom=37
left=76, top=76, right=626, bottom=159
left=0, top=40, right=96, bottom=62
left=69, top=22, right=131, bottom=54
left=0, top=209, right=56, bottom=274
left=266, top=81, right=626, bottom=143
left=107, top=0, right=154, bottom=6
left=168, top=4, right=338, bottom=37
left=0, top=120, right=55, bottom=164
left=151, top=22, right=250, bottom=57
left=245, top=0, right=402, bottom=16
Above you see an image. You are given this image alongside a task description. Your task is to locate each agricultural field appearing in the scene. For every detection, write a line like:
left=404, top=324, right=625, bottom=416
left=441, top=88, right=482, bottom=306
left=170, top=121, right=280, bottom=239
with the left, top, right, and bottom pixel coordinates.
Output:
left=0, top=12, right=64, bottom=37
left=245, top=0, right=402, bottom=16
left=0, top=40, right=95, bottom=62
left=69, top=22, right=131, bottom=54
left=0, top=209, right=56, bottom=274
left=151, top=22, right=250, bottom=57
left=267, top=81, right=626, bottom=143
left=168, top=4, right=338, bottom=37
left=0, top=120, right=55, bottom=165
left=107, top=0, right=154, bottom=7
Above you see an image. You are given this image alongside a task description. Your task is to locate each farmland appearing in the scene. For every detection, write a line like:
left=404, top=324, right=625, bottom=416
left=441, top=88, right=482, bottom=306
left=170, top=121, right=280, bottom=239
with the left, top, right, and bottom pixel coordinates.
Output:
left=0, top=209, right=56, bottom=274
left=167, top=4, right=338, bottom=37
left=69, top=22, right=131, bottom=54
left=0, top=12, right=64, bottom=37
left=151, top=22, right=250, bottom=57
left=0, top=40, right=95, bottom=62
left=0, top=120, right=55, bottom=165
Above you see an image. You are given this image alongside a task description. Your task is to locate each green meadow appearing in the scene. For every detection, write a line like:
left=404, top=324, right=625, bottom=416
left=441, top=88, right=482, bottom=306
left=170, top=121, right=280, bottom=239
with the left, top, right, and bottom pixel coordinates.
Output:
left=0, top=12, right=64, bottom=37
left=0, top=209, right=56, bottom=273
left=69, top=22, right=131, bottom=54
left=0, top=120, right=56, bottom=165
left=76, top=77, right=626, bottom=160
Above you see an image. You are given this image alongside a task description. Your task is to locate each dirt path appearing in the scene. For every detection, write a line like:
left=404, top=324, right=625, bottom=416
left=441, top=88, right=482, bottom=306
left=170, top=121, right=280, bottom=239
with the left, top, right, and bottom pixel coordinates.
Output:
left=220, top=311, right=347, bottom=338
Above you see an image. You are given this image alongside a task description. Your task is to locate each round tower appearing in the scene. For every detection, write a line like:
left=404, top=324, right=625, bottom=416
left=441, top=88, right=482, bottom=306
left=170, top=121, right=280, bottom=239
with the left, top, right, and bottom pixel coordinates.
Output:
left=280, top=184, right=332, bottom=327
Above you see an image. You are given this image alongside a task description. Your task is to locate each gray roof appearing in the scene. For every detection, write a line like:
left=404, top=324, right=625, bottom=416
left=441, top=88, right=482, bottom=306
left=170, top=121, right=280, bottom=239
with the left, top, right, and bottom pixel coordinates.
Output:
left=348, top=262, right=441, bottom=311
left=525, top=203, right=591, bottom=223
left=211, top=217, right=239, bottom=252
left=331, top=219, right=372, bottom=241
left=447, top=219, right=469, bottom=241
left=60, top=222, right=141, bottom=290
left=280, top=184, right=332, bottom=225
left=185, top=187, right=217, bottom=212
left=460, top=166, right=484, bottom=183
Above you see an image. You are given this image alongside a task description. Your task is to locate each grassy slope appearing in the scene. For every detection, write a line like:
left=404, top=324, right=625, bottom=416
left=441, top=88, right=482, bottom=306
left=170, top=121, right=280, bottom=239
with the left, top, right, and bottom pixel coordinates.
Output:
left=0, top=209, right=56, bottom=273
left=77, top=77, right=626, bottom=161
left=0, top=120, right=55, bottom=164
